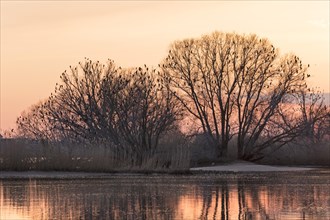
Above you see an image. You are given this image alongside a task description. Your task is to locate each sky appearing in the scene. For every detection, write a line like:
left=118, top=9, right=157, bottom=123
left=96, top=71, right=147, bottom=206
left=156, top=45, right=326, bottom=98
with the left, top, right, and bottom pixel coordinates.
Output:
left=1, top=1, right=329, bottom=131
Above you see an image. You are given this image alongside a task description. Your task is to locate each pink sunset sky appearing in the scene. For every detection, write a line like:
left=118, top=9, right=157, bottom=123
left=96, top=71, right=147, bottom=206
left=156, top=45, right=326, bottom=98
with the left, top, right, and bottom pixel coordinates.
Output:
left=1, top=1, right=329, bottom=131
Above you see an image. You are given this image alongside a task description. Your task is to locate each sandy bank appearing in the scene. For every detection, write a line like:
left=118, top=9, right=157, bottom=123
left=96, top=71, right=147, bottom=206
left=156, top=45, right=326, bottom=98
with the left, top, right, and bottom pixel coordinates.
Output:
left=190, top=161, right=319, bottom=172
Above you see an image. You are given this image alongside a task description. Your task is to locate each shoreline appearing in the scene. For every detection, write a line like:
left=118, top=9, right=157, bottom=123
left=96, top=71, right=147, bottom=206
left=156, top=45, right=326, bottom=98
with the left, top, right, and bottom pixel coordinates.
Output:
left=1, top=162, right=328, bottom=179
left=190, top=161, right=323, bottom=172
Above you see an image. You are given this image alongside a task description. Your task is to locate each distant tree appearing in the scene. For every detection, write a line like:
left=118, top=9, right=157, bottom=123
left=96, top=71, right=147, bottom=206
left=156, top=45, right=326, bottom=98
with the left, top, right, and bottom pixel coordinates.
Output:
left=17, top=101, right=59, bottom=140
left=294, top=88, right=329, bottom=143
left=161, top=32, right=309, bottom=160
left=17, top=59, right=181, bottom=165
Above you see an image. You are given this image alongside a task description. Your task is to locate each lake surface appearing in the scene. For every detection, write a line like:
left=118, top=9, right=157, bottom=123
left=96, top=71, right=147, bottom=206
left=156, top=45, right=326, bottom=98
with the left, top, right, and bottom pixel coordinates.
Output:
left=1, top=171, right=329, bottom=220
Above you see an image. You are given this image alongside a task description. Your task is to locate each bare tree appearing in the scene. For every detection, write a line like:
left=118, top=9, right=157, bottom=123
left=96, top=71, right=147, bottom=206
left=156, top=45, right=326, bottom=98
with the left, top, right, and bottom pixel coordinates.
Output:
left=114, top=66, right=181, bottom=164
left=294, top=88, right=329, bottom=143
left=16, top=59, right=180, bottom=165
left=39, top=59, right=121, bottom=142
left=162, top=32, right=309, bottom=160
left=161, top=33, right=239, bottom=157
left=17, top=101, right=63, bottom=140
left=233, top=54, right=308, bottom=161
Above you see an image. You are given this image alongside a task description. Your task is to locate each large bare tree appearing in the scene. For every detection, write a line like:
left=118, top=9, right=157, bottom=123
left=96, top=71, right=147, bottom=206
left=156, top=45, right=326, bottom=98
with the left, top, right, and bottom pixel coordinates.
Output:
left=162, top=32, right=309, bottom=160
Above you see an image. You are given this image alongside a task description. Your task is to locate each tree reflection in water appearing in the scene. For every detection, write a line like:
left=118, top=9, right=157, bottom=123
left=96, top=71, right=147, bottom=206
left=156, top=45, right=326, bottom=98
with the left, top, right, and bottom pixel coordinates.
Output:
left=0, top=172, right=329, bottom=220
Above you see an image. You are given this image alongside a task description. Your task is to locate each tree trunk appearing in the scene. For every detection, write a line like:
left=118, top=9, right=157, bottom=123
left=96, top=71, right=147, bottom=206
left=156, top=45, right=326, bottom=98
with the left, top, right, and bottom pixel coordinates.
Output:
left=219, top=139, right=228, bottom=158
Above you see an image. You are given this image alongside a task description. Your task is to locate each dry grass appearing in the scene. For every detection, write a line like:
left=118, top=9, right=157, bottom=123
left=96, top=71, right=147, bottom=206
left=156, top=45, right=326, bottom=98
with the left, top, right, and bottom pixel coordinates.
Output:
left=0, top=137, right=191, bottom=173
left=3, top=133, right=325, bottom=172
left=259, top=140, right=330, bottom=166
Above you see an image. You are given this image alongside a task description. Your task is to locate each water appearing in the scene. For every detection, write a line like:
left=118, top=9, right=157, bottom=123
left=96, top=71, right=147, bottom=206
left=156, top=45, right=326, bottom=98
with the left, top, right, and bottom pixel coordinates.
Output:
left=0, top=171, right=329, bottom=220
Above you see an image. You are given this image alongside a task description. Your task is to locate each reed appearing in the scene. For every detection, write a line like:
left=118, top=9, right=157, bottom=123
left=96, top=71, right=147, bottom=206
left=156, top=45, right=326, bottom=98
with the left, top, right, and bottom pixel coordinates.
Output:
left=0, top=136, right=191, bottom=173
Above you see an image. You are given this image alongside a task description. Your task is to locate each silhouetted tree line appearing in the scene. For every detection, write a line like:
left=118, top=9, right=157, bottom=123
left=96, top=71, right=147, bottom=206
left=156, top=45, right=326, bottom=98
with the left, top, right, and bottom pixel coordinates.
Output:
left=16, top=32, right=329, bottom=162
